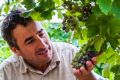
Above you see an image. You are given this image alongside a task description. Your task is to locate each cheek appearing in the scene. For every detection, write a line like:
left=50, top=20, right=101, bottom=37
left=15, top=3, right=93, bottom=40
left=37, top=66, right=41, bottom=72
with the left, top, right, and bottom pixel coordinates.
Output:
left=20, top=47, right=35, bottom=58
left=44, top=36, right=51, bottom=44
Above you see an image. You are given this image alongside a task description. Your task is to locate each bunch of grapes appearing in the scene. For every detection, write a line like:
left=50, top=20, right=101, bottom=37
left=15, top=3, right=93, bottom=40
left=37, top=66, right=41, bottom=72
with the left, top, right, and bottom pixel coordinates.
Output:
left=62, top=1, right=95, bottom=32
left=62, top=14, right=79, bottom=32
left=62, top=1, right=78, bottom=11
left=71, top=35, right=103, bottom=69
left=72, top=50, right=102, bottom=69
left=80, top=3, right=94, bottom=21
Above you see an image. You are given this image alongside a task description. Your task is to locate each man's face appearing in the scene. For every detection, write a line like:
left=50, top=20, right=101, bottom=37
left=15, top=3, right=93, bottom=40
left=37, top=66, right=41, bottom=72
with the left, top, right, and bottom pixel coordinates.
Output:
left=12, top=21, right=52, bottom=67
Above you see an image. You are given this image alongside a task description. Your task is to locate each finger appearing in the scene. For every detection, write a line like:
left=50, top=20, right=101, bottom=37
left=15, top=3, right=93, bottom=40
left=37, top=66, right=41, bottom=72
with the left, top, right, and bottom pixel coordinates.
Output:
left=91, top=57, right=97, bottom=65
left=80, top=66, right=88, bottom=75
left=73, top=68, right=82, bottom=78
left=86, top=61, right=94, bottom=71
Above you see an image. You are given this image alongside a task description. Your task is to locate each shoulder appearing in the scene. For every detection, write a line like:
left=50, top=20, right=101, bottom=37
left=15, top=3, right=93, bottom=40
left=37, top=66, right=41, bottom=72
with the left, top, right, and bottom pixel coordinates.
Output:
left=0, top=55, right=20, bottom=80
left=0, top=54, right=19, bottom=70
left=52, top=42, right=79, bottom=52
left=52, top=42, right=79, bottom=63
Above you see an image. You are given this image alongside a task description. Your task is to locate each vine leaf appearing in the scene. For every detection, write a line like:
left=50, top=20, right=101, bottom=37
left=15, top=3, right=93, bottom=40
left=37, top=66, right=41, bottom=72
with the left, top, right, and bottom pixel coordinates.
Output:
left=102, top=64, right=111, bottom=78
left=53, top=0, right=63, bottom=5
left=86, top=15, right=100, bottom=37
left=110, top=0, right=120, bottom=19
left=111, top=65, right=120, bottom=74
left=94, top=36, right=105, bottom=51
left=30, top=11, right=44, bottom=21
left=22, top=0, right=36, bottom=10
left=34, top=0, right=55, bottom=20
left=109, top=39, right=119, bottom=49
left=3, top=5, right=9, bottom=14
left=96, top=0, right=113, bottom=15
left=107, top=17, right=120, bottom=37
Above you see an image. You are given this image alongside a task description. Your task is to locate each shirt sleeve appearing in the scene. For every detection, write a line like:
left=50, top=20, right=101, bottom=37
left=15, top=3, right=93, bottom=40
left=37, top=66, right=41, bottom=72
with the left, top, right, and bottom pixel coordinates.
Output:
left=0, top=69, right=5, bottom=80
left=92, top=71, right=108, bottom=80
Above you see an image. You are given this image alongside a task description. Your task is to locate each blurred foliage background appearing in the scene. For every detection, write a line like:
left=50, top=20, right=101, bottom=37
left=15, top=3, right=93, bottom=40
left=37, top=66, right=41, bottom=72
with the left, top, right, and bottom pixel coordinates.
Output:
left=1, top=0, right=120, bottom=80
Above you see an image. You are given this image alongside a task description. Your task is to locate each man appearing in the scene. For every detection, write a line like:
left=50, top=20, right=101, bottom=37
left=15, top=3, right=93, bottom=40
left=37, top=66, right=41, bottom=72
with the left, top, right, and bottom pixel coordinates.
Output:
left=0, top=10, right=105, bottom=80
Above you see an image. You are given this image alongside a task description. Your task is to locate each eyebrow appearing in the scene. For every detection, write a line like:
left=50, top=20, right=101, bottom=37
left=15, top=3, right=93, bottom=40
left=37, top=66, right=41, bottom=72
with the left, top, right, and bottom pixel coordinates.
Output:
left=24, top=36, right=33, bottom=44
left=24, top=29, right=44, bottom=44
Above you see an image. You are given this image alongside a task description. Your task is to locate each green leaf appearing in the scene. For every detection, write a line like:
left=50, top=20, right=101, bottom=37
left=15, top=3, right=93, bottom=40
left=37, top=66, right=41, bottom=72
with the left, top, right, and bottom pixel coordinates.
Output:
left=87, top=25, right=100, bottom=37
left=114, top=74, right=120, bottom=80
left=3, top=5, right=9, bottom=14
left=97, top=0, right=113, bottom=15
left=41, top=10, right=53, bottom=20
left=109, top=72, right=115, bottom=80
left=22, top=11, right=31, bottom=17
left=105, top=47, right=116, bottom=59
left=100, top=18, right=114, bottom=38
left=106, top=53, right=118, bottom=64
left=111, top=65, right=120, bottom=74
left=110, top=0, right=120, bottom=18
left=57, top=10, right=63, bottom=19
left=22, top=0, right=36, bottom=10
left=53, top=0, right=63, bottom=5
left=109, top=38, right=119, bottom=49
left=97, top=47, right=116, bottom=64
left=94, top=36, right=105, bottom=51
left=86, top=15, right=101, bottom=37
left=97, top=52, right=107, bottom=63
left=34, top=1, right=46, bottom=12
left=102, top=64, right=111, bottom=78
left=107, top=17, right=120, bottom=37
left=92, top=5, right=102, bottom=17
left=74, top=0, right=80, bottom=1
left=85, top=0, right=90, bottom=3
left=34, top=0, right=55, bottom=20
left=100, top=41, right=107, bottom=51
left=30, top=11, right=43, bottom=20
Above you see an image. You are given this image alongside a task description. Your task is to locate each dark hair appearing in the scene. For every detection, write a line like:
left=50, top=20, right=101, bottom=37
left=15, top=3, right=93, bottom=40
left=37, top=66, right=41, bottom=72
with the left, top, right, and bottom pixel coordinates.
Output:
left=1, top=10, right=33, bottom=49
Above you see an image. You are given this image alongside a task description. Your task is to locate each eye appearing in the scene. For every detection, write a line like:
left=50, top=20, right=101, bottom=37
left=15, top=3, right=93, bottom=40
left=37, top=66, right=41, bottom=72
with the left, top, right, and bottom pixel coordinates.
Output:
left=38, top=33, right=45, bottom=37
left=26, top=38, right=35, bottom=44
left=37, top=30, right=45, bottom=38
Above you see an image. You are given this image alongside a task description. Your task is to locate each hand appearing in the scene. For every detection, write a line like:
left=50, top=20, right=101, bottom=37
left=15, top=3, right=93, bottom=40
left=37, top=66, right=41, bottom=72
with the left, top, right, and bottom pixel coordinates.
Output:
left=73, top=57, right=97, bottom=80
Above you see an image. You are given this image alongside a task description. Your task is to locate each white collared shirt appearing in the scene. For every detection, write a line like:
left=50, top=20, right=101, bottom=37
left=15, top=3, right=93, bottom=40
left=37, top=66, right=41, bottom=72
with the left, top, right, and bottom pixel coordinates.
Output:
left=0, top=42, right=105, bottom=80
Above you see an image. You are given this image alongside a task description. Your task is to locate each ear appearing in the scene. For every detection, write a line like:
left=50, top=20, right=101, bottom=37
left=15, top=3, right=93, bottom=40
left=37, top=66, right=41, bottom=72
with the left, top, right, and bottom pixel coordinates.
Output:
left=11, top=47, right=21, bottom=56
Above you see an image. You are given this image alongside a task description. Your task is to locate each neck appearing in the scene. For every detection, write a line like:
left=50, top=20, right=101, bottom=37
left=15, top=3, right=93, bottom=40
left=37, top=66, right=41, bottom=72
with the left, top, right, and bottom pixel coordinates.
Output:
left=38, top=61, right=51, bottom=73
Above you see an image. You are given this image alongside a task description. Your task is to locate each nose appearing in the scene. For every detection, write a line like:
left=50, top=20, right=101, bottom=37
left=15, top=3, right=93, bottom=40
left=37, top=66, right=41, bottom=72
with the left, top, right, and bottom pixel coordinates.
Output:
left=36, top=35, right=46, bottom=48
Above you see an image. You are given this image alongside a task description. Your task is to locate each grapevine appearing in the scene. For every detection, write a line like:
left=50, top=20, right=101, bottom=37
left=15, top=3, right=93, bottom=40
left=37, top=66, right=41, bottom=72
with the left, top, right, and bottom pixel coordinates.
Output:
left=1, top=0, right=120, bottom=79
left=62, top=0, right=101, bottom=69
left=61, top=0, right=120, bottom=72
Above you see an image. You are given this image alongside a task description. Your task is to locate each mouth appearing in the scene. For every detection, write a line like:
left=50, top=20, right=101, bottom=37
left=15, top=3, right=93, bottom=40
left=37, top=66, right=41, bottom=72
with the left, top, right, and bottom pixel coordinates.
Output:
left=36, top=48, right=48, bottom=55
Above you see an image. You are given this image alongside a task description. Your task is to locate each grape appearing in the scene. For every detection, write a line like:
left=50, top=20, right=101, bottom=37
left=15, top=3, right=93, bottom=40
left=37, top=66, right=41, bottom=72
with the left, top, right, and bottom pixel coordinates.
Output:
left=72, top=50, right=102, bottom=69
left=87, top=51, right=98, bottom=58
left=62, top=26, right=66, bottom=30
